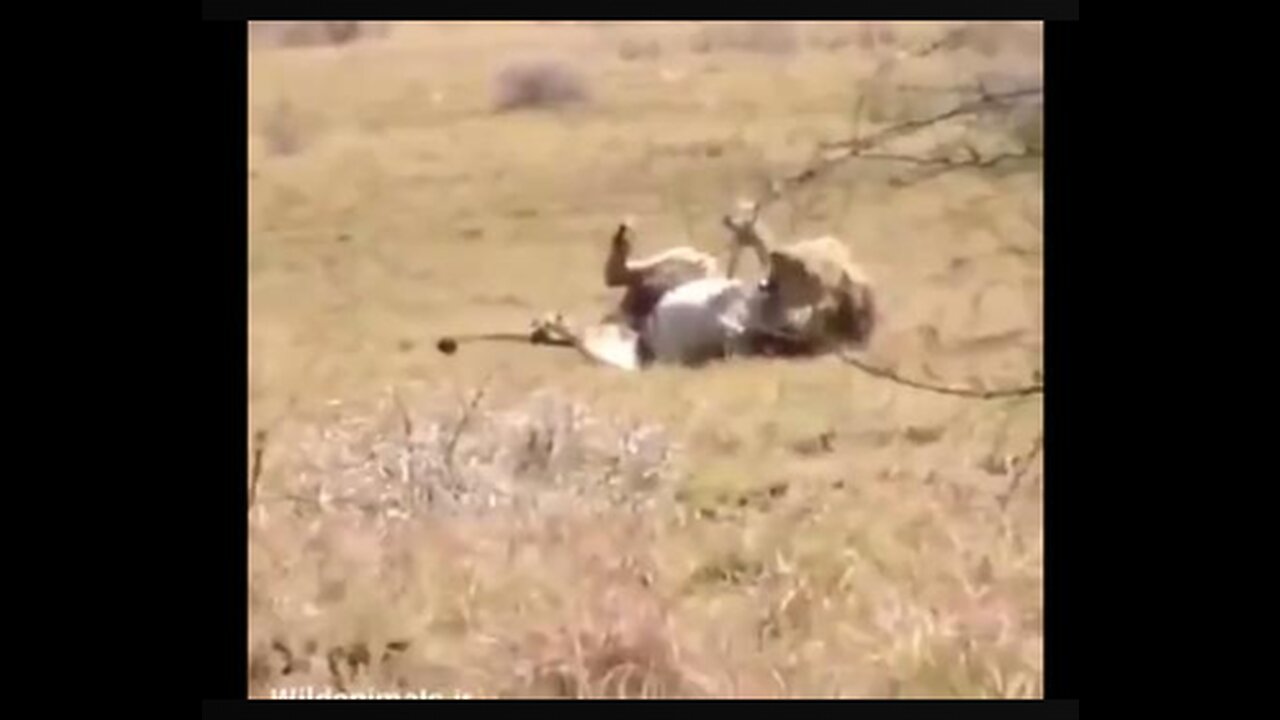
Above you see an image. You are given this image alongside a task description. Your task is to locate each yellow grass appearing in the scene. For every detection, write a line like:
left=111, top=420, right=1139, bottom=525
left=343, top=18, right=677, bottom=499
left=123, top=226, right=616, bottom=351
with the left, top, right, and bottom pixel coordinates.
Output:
left=249, top=21, right=1043, bottom=699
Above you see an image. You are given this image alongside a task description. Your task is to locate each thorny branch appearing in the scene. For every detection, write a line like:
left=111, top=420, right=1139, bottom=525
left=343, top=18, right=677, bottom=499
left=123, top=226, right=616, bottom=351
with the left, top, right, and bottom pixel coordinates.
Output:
left=839, top=351, right=1044, bottom=400
left=885, top=150, right=1042, bottom=188
left=732, top=29, right=1045, bottom=403
left=894, top=25, right=973, bottom=64
left=751, top=27, right=1039, bottom=209
left=753, top=85, right=1042, bottom=213
left=864, top=146, right=1040, bottom=169
left=808, top=91, right=1045, bottom=400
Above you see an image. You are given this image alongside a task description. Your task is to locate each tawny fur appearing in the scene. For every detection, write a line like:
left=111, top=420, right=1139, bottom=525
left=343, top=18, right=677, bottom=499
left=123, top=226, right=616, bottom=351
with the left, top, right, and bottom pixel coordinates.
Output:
left=722, top=202, right=878, bottom=350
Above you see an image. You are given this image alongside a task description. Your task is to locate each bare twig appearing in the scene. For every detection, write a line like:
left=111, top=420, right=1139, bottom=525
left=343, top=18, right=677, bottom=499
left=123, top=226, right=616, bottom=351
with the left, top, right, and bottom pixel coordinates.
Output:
left=746, top=322, right=1043, bottom=400
left=885, top=149, right=1042, bottom=188
left=902, top=25, right=971, bottom=61
left=443, top=377, right=492, bottom=484
left=391, top=389, right=414, bottom=441
left=391, top=388, right=417, bottom=489
left=839, top=350, right=1043, bottom=400
left=752, top=86, right=1042, bottom=213
left=881, top=82, right=1003, bottom=95
left=997, top=432, right=1044, bottom=509
left=249, top=429, right=268, bottom=510
left=868, top=25, right=971, bottom=84
left=851, top=93, right=867, bottom=148
left=729, top=51, right=1042, bottom=399
left=820, top=87, right=1042, bottom=152
left=858, top=147, right=1041, bottom=169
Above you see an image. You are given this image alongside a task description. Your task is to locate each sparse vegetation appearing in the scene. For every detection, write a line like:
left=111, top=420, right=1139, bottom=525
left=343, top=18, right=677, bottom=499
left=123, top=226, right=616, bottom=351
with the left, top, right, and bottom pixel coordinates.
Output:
left=260, top=99, right=307, bottom=157
left=249, top=21, right=392, bottom=50
left=249, top=21, right=1045, bottom=699
left=493, top=59, right=590, bottom=112
left=690, top=22, right=800, bottom=56
left=619, top=37, right=662, bottom=62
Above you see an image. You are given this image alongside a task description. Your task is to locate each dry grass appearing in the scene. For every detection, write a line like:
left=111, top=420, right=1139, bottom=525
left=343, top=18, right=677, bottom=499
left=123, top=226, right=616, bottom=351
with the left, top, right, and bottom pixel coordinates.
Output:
left=248, top=21, right=1044, bottom=699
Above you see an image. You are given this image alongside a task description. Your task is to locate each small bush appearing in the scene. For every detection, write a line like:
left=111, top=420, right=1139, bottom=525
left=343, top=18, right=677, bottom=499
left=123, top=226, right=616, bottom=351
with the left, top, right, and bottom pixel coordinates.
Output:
left=261, top=99, right=305, bottom=157
left=619, top=37, right=662, bottom=62
left=493, top=60, right=591, bottom=112
left=689, top=22, right=799, bottom=56
left=689, top=30, right=713, bottom=54
left=249, top=21, right=390, bottom=50
left=254, top=389, right=679, bottom=523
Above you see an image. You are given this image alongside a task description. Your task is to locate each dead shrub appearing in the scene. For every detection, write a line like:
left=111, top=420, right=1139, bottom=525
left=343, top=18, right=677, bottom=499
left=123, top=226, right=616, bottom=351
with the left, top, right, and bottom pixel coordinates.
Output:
left=248, top=389, right=688, bottom=697
left=619, top=37, right=662, bottom=61
left=249, top=21, right=390, bottom=50
left=252, top=388, right=679, bottom=524
left=493, top=60, right=590, bottom=112
left=261, top=99, right=305, bottom=157
left=690, top=29, right=713, bottom=54
left=689, top=22, right=799, bottom=56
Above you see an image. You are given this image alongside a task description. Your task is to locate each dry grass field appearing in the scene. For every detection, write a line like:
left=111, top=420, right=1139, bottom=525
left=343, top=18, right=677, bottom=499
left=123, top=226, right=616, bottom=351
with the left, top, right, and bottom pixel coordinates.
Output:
left=248, top=21, right=1044, bottom=699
